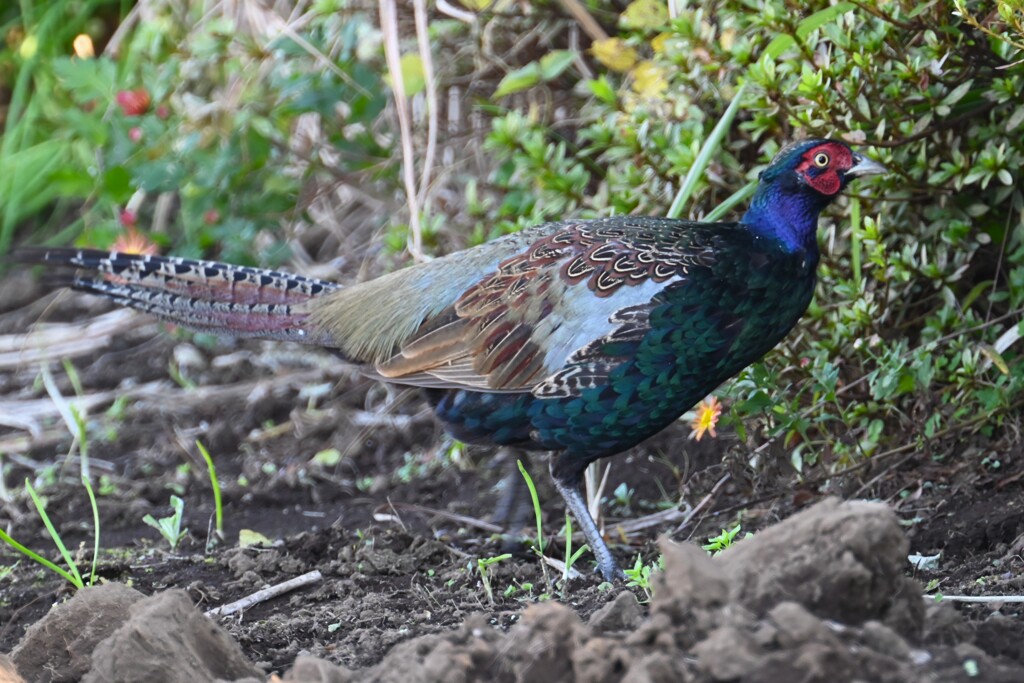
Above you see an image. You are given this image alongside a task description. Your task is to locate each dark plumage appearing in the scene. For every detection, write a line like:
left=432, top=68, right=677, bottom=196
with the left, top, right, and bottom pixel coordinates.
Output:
left=14, top=138, right=886, bottom=579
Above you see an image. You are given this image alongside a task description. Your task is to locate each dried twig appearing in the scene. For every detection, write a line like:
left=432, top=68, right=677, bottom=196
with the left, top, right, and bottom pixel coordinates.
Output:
left=929, top=594, right=1024, bottom=604
left=556, top=0, right=609, bottom=42
left=205, top=570, right=323, bottom=617
left=613, top=507, right=686, bottom=535
left=380, top=501, right=504, bottom=534
left=0, top=310, right=143, bottom=370
left=413, top=0, right=438, bottom=207
left=674, top=472, right=732, bottom=538
left=379, top=0, right=425, bottom=260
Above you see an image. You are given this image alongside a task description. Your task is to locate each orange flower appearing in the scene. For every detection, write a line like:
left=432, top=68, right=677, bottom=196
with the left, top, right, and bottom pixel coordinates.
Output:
left=116, top=88, right=151, bottom=116
left=112, top=225, right=158, bottom=256
left=690, top=396, right=722, bottom=441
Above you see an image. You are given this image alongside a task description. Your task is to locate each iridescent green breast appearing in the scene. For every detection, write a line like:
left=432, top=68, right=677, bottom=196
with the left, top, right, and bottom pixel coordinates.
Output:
left=429, top=224, right=818, bottom=472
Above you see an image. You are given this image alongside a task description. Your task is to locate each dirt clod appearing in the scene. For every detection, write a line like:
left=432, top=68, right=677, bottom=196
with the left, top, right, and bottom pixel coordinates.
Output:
left=83, top=590, right=260, bottom=683
left=588, top=591, right=642, bottom=633
left=722, top=498, right=922, bottom=635
left=11, top=583, right=144, bottom=683
left=282, top=655, right=352, bottom=683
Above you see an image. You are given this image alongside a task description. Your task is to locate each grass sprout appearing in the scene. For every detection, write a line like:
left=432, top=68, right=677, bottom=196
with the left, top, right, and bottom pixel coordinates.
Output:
left=195, top=440, right=224, bottom=548
left=143, top=495, right=189, bottom=551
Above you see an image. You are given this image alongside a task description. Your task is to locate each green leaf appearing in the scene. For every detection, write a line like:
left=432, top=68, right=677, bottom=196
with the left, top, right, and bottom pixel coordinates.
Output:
left=494, top=63, right=541, bottom=98
left=762, top=2, right=856, bottom=60
left=399, top=53, right=426, bottom=97
left=704, top=180, right=756, bottom=221
left=239, top=529, right=274, bottom=547
left=942, top=79, right=973, bottom=107
left=1005, top=105, right=1024, bottom=133
left=312, top=448, right=342, bottom=466
left=539, top=50, right=577, bottom=81
left=960, top=279, right=992, bottom=311
left=49, top=167, right=94, bottom=197
left=979, top=344, right=1009, bottom=375
left=51, top=56, right=117, bottom=104
left=102, top=166, right=133, bottom=203
left=587, top=75, right=617, bottom=106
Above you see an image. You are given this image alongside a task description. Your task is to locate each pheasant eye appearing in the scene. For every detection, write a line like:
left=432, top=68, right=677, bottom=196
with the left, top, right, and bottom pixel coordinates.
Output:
left=813, top=152, right=830, bottom=167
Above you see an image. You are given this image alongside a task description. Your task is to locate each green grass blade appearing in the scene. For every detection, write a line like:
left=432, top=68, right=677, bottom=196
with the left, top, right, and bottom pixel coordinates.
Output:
left=850, top=197, right=862, bottom=291
left=517, top=460, right=545, bottom=554
left=81, top=475, right=100, bottom=586
left=667, top=82, right=748, bottom=220
left=0, top=527, right=81, bottom=587
left=25, top=480, right=84, bottom=588
left=563, top=513, right=572, bottom=582
left=567, top=543, right=589, bottom=567
left=196, top=440, right=223, bottom=537
left=0, top=61, right=41, bottom=256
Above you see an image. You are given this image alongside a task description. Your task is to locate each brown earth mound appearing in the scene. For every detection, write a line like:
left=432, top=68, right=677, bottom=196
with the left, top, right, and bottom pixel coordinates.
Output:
left=9, top=499, right=1022, bottom=682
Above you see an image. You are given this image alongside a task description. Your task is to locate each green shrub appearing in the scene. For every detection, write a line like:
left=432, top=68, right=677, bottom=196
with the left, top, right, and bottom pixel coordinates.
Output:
left=1, top=0, right=393, bottom=263
left=479, top=0, right=1024, bottom=470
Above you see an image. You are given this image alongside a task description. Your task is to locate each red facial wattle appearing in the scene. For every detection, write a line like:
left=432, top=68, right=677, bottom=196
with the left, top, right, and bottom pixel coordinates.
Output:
left=796, top=142, right=854, bottom=196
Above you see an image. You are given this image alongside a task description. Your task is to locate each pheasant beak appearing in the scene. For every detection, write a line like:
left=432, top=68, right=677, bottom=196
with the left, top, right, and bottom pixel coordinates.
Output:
left=847, top=153, right=887, bottom=178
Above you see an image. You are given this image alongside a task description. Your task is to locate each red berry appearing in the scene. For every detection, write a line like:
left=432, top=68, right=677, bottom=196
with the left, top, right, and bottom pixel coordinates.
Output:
left=116, top=88, right=151, bottom=116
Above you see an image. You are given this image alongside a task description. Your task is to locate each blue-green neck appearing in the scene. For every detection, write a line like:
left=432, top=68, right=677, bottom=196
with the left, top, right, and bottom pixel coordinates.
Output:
left=741, top=181, right=830, bottom=253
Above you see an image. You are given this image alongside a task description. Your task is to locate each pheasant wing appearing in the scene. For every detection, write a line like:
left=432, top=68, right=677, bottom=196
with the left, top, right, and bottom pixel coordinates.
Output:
left=372, top=218, right=717, bottom=394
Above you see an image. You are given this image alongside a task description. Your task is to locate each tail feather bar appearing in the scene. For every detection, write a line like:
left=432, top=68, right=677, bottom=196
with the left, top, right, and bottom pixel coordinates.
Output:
left=15, top=248, right=342, bottom=344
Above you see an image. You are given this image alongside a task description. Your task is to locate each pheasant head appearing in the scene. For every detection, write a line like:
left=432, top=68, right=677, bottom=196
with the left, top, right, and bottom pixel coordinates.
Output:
left=743, top=139, right=887, bottom=251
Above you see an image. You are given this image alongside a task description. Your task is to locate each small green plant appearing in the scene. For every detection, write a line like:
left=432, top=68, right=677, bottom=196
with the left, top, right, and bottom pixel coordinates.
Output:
left=0, top=479, right=94, bottom=589
left=517, top=460, right=553, bottom=586
left=624, top=553, right=664, bottom=601
left=476, top=553, right=511, bottom=605
left=560, top=513, right=590, bottom=583
left=195, top=440, right=223, bottom=549
left=167, top=360, right=197, bottom=390
left=143, top=495, right=189, bottom=551
left=502, top=579, right=541, bottom=601
left=394, top=452, right=440, bottom=484
left=97, top=474, right=118, bottom=496
left=702, top=524, right=750, bottom=556
left=3, top=362, right=104, bottom=589
left=608, top=482, right=635, bottom=513
left=517, top=460, right=547, bottom=557
left=443, top=440, right=467, bottom=468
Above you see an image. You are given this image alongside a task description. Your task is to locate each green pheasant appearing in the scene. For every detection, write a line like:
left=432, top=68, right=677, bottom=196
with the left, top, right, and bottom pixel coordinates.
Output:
left=16, top=138, right=886, bottom=579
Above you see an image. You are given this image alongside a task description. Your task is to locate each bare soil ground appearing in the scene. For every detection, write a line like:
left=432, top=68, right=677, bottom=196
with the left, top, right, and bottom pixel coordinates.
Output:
left=2, top=286, right=1024, bottom=682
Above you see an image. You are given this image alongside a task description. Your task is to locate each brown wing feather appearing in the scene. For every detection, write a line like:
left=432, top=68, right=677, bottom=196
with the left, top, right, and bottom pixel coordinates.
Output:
left=374, top=229, right=577, bottom=390
left=373, top=221, right=698, bottom=393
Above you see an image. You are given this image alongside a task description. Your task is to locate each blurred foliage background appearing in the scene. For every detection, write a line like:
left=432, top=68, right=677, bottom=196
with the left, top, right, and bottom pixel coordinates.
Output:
left=1, top=0, right=1022, bottom=479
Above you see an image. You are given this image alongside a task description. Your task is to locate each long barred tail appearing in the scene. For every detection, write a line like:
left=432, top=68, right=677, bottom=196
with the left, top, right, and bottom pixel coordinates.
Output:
left=14, top=248, right=341, bottom=344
